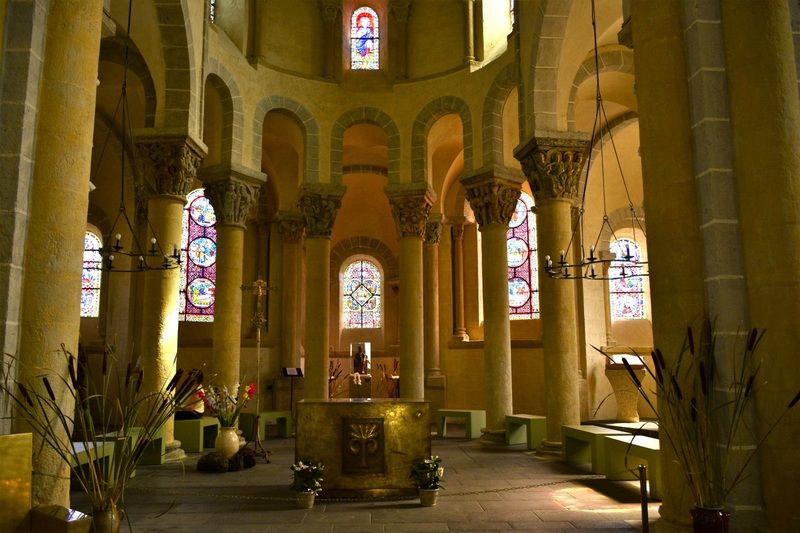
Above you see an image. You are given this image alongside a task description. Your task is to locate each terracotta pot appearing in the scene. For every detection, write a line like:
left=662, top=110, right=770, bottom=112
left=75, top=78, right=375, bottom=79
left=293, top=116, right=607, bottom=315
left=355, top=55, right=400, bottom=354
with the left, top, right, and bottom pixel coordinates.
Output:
left=296, top=491, right=315, bottom=509
left=92, top=503, right=121, bottom=533
left=214, top=426, right=240, bottom=459
left=690, top=506, right=730, bottom=533
left=419, top=488, right=439, bottom=507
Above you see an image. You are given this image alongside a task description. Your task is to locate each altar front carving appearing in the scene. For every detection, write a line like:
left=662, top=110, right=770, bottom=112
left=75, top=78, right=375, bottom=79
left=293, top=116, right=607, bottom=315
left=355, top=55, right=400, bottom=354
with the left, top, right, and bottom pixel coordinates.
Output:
left=296, top=399, right=430, bottom=498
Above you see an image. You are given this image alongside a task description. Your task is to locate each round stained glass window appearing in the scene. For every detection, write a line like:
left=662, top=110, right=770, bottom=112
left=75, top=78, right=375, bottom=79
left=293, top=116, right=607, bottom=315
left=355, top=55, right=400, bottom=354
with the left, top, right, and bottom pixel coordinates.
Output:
left=509, top=199, right=529, bottom=228
left=190, top=196, right=216, bottom=227
left=187, top=277, right=215, bottom=308
left=188, top=237, right=217, bottom=267
left=508, top=277, right=530, bottom=307
left=507, top=237, right=529, bottom=268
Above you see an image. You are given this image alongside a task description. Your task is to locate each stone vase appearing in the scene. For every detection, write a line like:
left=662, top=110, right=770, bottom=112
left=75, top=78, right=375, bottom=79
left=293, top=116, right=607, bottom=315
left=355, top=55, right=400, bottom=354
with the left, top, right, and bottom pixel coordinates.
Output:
left=91, top=502, right=121, bottom=533
left=690, top=507, right=730, bottom=533
left=295, top=491, right=315, bottom=509
left=419, top=488, right=439, bottom=507
left=214, top=426, right=240, bottom=459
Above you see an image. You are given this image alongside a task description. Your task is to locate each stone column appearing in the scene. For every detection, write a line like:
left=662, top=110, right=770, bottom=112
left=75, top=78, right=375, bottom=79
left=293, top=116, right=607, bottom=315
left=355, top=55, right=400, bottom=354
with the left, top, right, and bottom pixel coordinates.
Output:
left=386, top=185, right=435, bottom=400
left=135, top=134, right=206, bottom=447
left=464, top=0, right=476, bottom=62
left=450, top=218, right=469, bottom=340
left=721, top=2, right=800, bottom=527
left=462, top=169, right=523, bottom=442
left=515, top=133, right=587, bottom=449
left=277, top=212, right=304, bottom=369
left=202, top=167, right=264, bottom=392
left=13, top=0, right=103, bottom=507
left=320, top=0, right=340, bottom=79
left=389, top=0, right=411, bottom=80
left=423, top=217, right=443, bottom=377
left=298, top=184, right=345, bottom=399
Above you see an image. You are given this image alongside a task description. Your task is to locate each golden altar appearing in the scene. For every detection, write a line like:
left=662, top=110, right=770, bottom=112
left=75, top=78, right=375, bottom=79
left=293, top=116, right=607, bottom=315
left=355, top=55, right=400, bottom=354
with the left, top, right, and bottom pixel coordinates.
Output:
left=295, top=399, right=430, bottom=498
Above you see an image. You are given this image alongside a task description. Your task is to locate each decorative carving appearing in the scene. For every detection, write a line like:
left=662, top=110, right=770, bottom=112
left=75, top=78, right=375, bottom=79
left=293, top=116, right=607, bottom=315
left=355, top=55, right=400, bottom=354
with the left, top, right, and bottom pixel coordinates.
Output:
left=388, top=194, right=432, bottom=239
left=390, top=0, right=411, bottom=23
left=424, top=221, right=442, bottom=245
left=516, top=136, right=589, bottom=202
left=134, top=183, right=148, bottom=223
left=297, top=188, right=344, bottom=238
left=319, top=0, right=339, bottom=23
left=136, top=136, right=204, bottom=199
left=342, top=418, right=385, bottom=474
left=451, top=220, right=465, bottom=241
left=277, top=213, right=305, bottom=244
left=204, top=179, right=261, bottom=227
left=462, top=179, right=521, bottom=227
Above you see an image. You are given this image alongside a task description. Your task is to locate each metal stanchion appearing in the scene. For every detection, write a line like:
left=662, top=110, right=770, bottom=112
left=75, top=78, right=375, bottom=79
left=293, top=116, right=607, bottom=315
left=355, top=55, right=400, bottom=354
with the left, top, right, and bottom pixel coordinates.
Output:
left=638, top=464, right=649, bottom=533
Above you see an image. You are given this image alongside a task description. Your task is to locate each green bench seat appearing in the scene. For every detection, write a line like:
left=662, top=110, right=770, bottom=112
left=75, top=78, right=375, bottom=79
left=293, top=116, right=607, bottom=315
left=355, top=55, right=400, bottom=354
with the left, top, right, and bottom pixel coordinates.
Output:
left=174, top=417, right=220, bottom=452
left=436, top=409, right=486, bottom=439
left=604, top=434, right=662, bottom=500
left=240, top=410, right=293, bottom=440
left=562, top=424, right=628, bottom=474
left=505, top=414, right=546, bottom=450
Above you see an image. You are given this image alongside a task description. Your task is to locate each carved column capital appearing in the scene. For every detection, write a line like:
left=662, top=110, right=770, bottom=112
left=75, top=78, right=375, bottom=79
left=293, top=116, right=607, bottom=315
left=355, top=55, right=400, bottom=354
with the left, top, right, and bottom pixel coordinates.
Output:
left=449, top=216, right=466, bottom=240
left=514, top=132, right=590, bottom=202
left=461, top=169, right=523, bottom=227
left=203, top=178, right=261, bottom=228
left=424, top=221, right=443, bottom=245
left=390, top=0, right=411, bottom=23
left=277, top=211, right=305, bottom=244
left=386, top=186, right=435, bottom=239
left=135, top=134, right=206, bottom=200
left=319, top=0, right=340, bottom=23
left=297, top=184, right=346, bottom=238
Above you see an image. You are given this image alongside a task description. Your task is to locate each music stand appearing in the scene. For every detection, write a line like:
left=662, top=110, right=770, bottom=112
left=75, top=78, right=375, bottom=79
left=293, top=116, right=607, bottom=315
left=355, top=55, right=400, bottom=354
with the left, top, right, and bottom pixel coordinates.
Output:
left=282, top=367, right=303, bottom=423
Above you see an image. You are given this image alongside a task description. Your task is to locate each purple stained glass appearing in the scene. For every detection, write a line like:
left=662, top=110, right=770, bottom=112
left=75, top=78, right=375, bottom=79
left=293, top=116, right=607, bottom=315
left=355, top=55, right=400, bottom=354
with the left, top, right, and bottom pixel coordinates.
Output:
left=507, top=192, right=540, bottom=319
left=609, top=238, right=646, bottom=321
left=343, top=259, right=382, bottom=328
left=351, top=7, right=379, bottom=70
left=179, top=189, right=217, bottom=322
left=80, top=232, right=103, bottom=317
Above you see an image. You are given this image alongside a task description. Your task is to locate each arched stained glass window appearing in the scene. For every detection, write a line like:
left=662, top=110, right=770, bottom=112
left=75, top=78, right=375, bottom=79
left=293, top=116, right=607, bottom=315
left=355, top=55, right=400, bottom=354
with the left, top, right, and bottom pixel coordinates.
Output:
left=609, top=238, right=646, bottom=321
left=507, top=191, right=539, bottom=319
left=351, top=6, right=379, bottom=70
left=81, top=231, right=103, bottom=318
left=179, top=188, right=217, bottom=322
left=342, top=258, right=382, bottom=328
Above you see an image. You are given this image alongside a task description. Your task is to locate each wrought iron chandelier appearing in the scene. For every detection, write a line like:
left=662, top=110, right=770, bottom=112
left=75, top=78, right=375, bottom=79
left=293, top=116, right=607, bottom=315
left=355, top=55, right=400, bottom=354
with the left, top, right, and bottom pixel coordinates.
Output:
left=543, top=0, right=647, bottom=281
left=86, top=0, right=181, bottom=272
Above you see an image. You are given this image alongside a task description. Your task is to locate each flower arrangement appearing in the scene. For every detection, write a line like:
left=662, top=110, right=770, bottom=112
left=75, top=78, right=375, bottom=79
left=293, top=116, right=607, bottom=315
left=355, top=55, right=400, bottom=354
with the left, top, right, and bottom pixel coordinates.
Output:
left=198, top=382, right=256, bottom=427
left=290, top=459, right=324, bottom=494
left=0, top=344, right=202, bottom=518
left=410, top=455, right=444, bottom=490
left=596, top=322, right=800, bottom=510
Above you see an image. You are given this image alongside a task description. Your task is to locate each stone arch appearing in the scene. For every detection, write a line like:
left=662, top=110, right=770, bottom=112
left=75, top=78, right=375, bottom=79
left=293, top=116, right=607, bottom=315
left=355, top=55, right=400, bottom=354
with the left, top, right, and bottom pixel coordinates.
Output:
left=330, top=237, right=399, bottom=283
left=155, top=0, right=197, bottom=129
left=331, top=107, right=400, bottom=184
left=566, top=48, right=634, bottom=130
left=530, top=0, right=574, bottom=133
left=204, top=61, right=245, bottom=165
left=581, top=111, right=638, bottom=196
left=252, top=96, right=319, bottom=183
left=411, top=96, right=473, bottom=183
left=481, top=62, right=519, bottom=170
left=99, top=36, right=157, bottom=127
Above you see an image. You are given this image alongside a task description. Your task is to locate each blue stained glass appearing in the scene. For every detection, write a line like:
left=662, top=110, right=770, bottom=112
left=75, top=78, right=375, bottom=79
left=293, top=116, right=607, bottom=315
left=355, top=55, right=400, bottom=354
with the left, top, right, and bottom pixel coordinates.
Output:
left=507, top=192, right=540, bottom=319
left=351, top=7, right=379, bottom=70
left=179, top=189, right=217, bottom=322
left=342, top=258, right=382, bottom=328
left=80, top=231, right=103, bottom=318
left=609, top=238, right=646, bottom=321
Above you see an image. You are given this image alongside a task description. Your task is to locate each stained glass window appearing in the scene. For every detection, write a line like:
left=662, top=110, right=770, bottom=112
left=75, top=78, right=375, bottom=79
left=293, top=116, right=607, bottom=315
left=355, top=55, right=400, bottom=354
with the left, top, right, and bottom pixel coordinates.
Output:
left=209, top=0, right=216, bottom=22
left=507, top=192, right=539, bottom=319
left=81, top=231, right=103, bottom=318
left=179, top=188, right=217, bottom=322
left=350, top=6, right=379, bottom=70
left=342, top=258, right=382, bottom=328
left=609, top=238, right=646, bottom=321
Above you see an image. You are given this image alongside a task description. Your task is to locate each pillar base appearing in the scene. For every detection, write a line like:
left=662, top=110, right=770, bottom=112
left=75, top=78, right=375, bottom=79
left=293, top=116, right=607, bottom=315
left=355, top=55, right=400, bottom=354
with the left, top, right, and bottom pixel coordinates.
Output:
left=479, top=427, right=507, bottom=446
left=163, top=440, right=186, bottom=463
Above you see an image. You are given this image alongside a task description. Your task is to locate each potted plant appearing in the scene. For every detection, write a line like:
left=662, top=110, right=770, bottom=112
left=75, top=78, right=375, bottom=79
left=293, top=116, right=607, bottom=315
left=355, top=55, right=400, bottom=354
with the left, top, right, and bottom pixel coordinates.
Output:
left=197, top=382, right=256, bottom=458
left=1, top=344, right=202, bottom=532
left=410, top=455, right=444, bottom=506
left=290, top=459, right=324, bottom=508
left=597, top=323, right=800, bottom=532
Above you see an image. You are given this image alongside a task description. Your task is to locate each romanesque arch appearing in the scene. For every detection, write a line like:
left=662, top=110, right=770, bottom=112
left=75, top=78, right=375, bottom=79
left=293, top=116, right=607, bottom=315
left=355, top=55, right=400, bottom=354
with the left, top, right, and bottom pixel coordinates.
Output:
left=481, top=62, right=519, bottom=170
left=331, top=107, right=400, bottom=184
left=411, top=96, right=473, bottom=183
left=204, top=62, right=245, bottom=165
left=252, top=96, right=319, bottom=183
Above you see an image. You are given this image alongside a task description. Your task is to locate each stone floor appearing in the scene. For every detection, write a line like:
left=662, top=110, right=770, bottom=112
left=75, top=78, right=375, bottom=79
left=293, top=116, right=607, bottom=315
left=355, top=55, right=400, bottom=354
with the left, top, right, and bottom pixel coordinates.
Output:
left=70, top=427, right=660, bottom=532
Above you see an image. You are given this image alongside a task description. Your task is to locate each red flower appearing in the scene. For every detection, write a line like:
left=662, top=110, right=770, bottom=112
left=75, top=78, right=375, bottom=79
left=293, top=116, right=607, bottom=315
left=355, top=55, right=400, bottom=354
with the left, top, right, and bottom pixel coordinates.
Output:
left=246, top=383, right=256, bottom=398
left=196, top=389, right=205, bottom=399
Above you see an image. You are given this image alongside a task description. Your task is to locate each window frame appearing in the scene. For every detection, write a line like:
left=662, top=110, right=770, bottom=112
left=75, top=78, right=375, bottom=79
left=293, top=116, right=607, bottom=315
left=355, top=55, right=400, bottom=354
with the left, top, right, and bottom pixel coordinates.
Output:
left=340, top=255, right=384, bottom=330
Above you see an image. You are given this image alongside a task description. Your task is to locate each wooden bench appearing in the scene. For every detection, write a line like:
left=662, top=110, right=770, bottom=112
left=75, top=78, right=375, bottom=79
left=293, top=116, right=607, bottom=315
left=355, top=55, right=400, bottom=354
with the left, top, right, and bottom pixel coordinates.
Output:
left=505, top=414, right=546, bottom=450
left=240, top=410, right=293, bottom=441
left=604, top=434, right=662, bottom=500
left=174, top=417, right=220, bottom=452
left=562, top=425, right=629, bottom=474
left=436, top=409, right=486, bottom=439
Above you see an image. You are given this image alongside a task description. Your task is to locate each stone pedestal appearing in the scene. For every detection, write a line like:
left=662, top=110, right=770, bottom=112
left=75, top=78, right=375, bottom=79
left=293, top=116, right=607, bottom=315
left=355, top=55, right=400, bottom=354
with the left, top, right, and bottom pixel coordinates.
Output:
left=604, top=365, right=646, bottom=422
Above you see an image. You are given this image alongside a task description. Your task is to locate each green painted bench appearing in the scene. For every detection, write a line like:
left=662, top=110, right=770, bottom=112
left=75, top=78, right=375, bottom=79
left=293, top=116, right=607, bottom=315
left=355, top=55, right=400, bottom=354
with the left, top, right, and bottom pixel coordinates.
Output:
left=240, top=410, right=293, bottom=441
left=174, top=417, right=220, bottom=452
left=604, top=434, right=662, bottom=500
left=562, top=424, right=628, bottom=474
left=437, top=409, right=486, bottom=439
left=505, top=414, right=546, bottom=450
